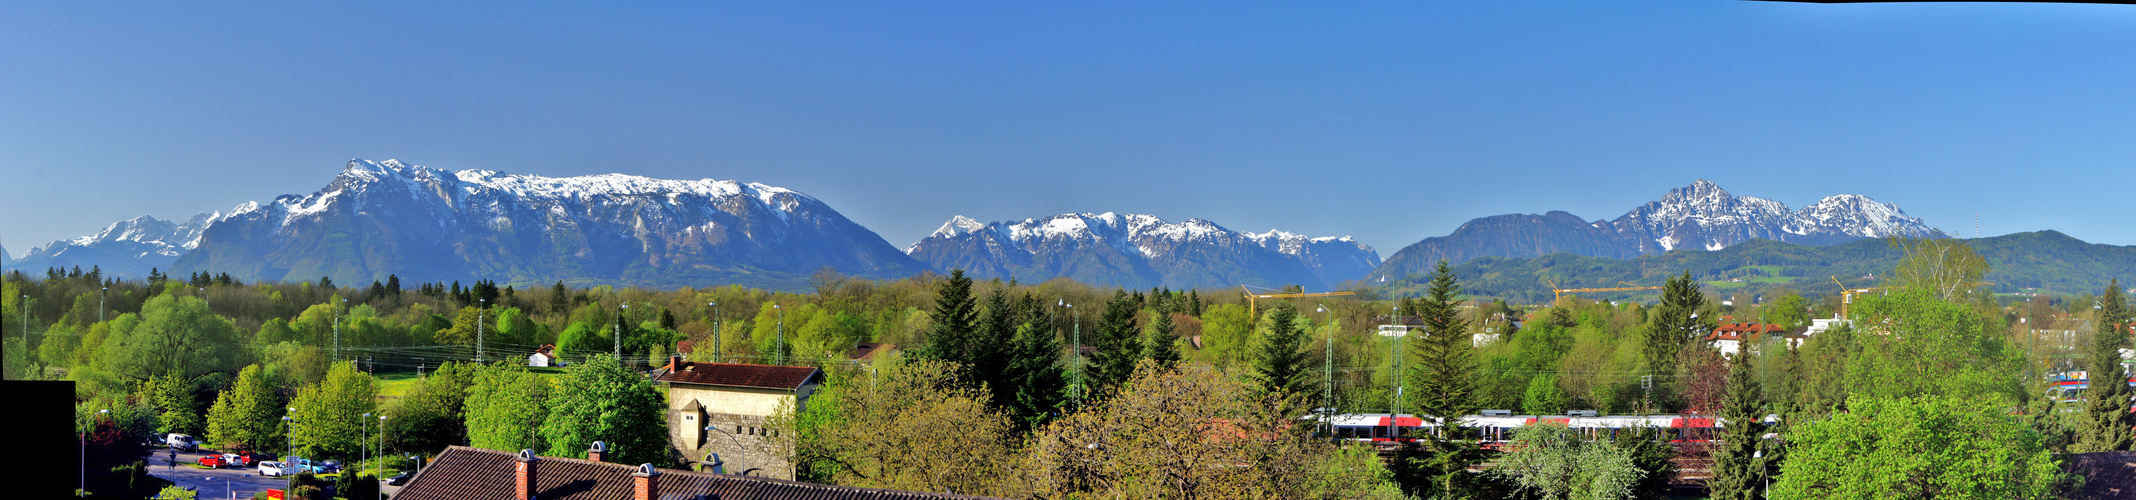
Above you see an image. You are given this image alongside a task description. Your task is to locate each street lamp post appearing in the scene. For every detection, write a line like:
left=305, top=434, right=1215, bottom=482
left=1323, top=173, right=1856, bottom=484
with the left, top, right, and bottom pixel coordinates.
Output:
left=773, top=303, right=784, bottom=366
left=701, top=426, right=755, bottom=475
left=378, top=414, right=389, bottom=500
left=477, top=298, right=487, bottom=363
left=1318, top=304, right=1333, bottom=439
left=615, top=302, right=628, bottom=360
left=361, top=412, right=370, bottom=484
left=99, top=286, right=107, bottom=324
left=709, top=302, right=720, bottom=363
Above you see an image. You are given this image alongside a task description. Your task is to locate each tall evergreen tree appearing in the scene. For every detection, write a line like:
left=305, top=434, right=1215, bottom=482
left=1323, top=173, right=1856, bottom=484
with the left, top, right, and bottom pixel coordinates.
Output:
left=1645, top=271, right=1711, bottom=411
left=386, top=274, right=401, bottom=296
left=1398, top=260, right=1488, bottom=499
left=1708, top=351, right=1765, bottom=500
left=919, top=270, right=980, bottom=374
left=2074, top=278, right=2135, bottom=453
left=1253, top=303, right=1309, bottom=398
left=1144, top=311, right=1181, bottom=370
left=1001, top=293, right=1067, bottom=431
left=970, top=285, right=1015, bottom=391
left=1086, top=290, right=1143, bottom=399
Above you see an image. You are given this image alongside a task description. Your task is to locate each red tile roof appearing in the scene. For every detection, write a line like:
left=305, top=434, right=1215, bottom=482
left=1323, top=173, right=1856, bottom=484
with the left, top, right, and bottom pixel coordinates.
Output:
left=849, top=342, right=898, bottom=361
left=654, top=362, right=821, bottom=391
left=392, top=446, right=996, bottom=500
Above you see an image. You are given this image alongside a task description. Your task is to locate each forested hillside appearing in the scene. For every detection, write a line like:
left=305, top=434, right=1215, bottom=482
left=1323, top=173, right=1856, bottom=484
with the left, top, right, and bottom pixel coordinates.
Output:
left=1379, top=231, right=2136, bottom=304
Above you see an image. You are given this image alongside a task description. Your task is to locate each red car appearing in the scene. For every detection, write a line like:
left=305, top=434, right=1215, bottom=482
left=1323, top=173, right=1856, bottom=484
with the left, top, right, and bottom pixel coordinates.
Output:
left=233, top=452, right=277, bottom=467
left=199, top=454, right=233, bottom=468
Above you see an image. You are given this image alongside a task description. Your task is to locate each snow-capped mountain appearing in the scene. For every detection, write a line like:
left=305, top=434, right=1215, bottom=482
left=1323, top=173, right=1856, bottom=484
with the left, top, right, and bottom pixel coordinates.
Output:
left=171, top=159, right=928, bottom=289
left=1370, top=180, right=1939, bottom=281
left=1608, top=180, right=1936, bottom=252
left=906, top=212, right=1380, bottom=291
left=12, top=212, right=225, bottom=278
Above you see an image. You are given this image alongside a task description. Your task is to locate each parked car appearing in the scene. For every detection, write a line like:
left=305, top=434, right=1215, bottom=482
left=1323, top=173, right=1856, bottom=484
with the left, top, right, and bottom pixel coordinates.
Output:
left=258, top=461, right=288, bottom=477
left=385, top=470, right=413, bottom=486
left=319, top=460, right=344, bottom=474
left=165, top=433, right=199, bottom=452
left=198, top=454, right=231, bottom=468
left=232, top=451, right=277, bottom=467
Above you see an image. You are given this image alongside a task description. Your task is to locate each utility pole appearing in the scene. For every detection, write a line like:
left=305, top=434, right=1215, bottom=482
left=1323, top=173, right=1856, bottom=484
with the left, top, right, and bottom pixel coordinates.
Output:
left=773, top=303, right=784, bottom=366
left=99, top=286, right=106, bottom=324
left=709, top=301, right=720, bottom=363
left=1319, top=304, right=1334, bottom=439
left=614, top=299, right=626, bottom=360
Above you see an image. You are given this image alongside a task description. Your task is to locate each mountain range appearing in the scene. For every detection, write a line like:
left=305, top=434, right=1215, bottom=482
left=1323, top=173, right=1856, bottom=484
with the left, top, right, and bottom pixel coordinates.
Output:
left=1368, top=180, right=1941, bottom=281
left=906, top=213, right=1378, bottom=291
left=11, top=212, right=224, bottom=278
left=9, top=161, right=2123, bottom=296
left=169, top=159, right=927, bottom=289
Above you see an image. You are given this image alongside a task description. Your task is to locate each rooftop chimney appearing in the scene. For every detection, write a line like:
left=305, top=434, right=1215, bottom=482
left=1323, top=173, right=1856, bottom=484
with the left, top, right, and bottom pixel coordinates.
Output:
left=514, top=449, right=539, bottom=500
left=669, top=353, right=682, bottom=371
left=588, top=441, right=607, bottom=463
left=633, top=463, right=660, bottom=500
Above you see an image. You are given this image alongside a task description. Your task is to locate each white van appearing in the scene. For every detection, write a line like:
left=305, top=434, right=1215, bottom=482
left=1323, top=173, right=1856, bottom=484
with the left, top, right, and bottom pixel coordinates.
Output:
left=165, top=433, right=199, bottom=452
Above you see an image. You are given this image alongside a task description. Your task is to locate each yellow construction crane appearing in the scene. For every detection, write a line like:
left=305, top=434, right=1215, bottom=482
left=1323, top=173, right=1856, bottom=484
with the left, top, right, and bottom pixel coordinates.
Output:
left=1241, top=286, right=1356, bottom=316
left=1549, top=280, right=1663, bottom=302
left=1829, top=276, right=1991, bottom=320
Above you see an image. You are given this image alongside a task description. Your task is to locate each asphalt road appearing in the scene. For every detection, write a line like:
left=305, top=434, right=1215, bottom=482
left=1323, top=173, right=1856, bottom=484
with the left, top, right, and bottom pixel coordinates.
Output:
left=146, top=448, right=404, bottom=499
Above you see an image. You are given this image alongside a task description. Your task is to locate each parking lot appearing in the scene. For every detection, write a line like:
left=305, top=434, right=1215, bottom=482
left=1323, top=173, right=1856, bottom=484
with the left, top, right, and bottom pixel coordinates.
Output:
left=146, top=448, right=403, bottom=499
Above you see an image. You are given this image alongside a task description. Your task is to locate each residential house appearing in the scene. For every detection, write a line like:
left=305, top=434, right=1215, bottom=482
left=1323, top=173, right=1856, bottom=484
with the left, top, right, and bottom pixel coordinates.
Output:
left=389, top=445, right=995, bottom=500
left=651, top=356, right=822, bottom=480
left=528, top=344, right=565, bottom=368
left=1706, top=323, right=1805, bottom=356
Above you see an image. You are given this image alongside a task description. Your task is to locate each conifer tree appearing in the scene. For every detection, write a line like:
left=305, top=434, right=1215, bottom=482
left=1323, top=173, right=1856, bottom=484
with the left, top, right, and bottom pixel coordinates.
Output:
left=1189, top=290, right=1202, bottom=317
left=386, top=274, right=401, bottom=296
left=1001, top=293, right=1067, bottom=430
left=1645, top=271, right=1711, bottom=411
left=1708, top=351, right=1765, bottom=500
left=919, top=270, right=979, bottom=374
left=1145, top=311, right=1181, bottom=371
left=961, top=285, right=1015, bottom=393
left=1086, top=290, right=1143, bottom=399
left=1253, top=302, right=1309, bottom=398
left=1398, top=260, right=1488, bottom=499
left=2074, top=278, right=2135, bottom=453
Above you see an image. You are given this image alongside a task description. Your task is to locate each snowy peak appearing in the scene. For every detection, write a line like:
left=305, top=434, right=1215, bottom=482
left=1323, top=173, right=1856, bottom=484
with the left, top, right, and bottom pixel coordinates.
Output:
left=14, top=209, right=232, bottom=277
left=907, top=212, right=1380, bottom=291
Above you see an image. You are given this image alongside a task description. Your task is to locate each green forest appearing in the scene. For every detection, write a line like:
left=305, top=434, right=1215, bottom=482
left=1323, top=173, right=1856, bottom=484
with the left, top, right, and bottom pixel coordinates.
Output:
left=12, top=236, right=2132, bottom=499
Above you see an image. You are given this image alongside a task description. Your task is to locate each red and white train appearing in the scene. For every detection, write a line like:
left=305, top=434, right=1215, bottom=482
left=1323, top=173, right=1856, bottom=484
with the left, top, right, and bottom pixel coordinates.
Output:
left=1323, top=412, right=1722, bottom=444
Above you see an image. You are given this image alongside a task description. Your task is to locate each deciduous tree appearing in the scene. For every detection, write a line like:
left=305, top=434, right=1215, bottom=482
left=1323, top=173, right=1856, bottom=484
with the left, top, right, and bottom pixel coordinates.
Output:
left=539, top=354, right=670, bottom=466
left=1771, top=394, right=2068, bottom=499
left=289, top=361, right=377, bottom=459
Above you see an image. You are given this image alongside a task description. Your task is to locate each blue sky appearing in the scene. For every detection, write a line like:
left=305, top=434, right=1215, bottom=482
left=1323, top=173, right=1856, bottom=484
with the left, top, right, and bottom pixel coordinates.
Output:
left=5, top=1, right=2133, bottom=259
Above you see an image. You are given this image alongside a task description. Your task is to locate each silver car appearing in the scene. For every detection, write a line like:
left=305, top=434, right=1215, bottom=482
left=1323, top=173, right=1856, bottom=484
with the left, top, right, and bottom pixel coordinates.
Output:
left=258, top=461, right=289, bottom=477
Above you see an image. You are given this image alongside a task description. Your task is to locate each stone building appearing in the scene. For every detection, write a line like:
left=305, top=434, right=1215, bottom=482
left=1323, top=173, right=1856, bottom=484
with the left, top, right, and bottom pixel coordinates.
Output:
left=651, top=355, right=822, bottom=480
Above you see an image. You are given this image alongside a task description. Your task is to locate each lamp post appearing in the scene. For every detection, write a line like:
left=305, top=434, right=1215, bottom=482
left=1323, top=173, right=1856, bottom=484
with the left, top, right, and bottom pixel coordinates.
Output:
left=773, top=303, right=784, bottom=366
left=701, top=425, right=752, bottom=475
left=1061, top=299, right=1080, bottom=407
left=99, top=286, right=106, bottom=324
left=378, top=414, right=389, bottom=500
left=615, top=301, right=627, bottom=360
left=283, top=410, right=296, bottom=493
left=476, top=298, right=487, bottom=363
left=709, top=302, right=720, bottom=363
left=1318, top=304, right=1333, bottom=439
left=81, top=408, right=107, bottom=495
left=361, top=412, right=370, bottom=483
